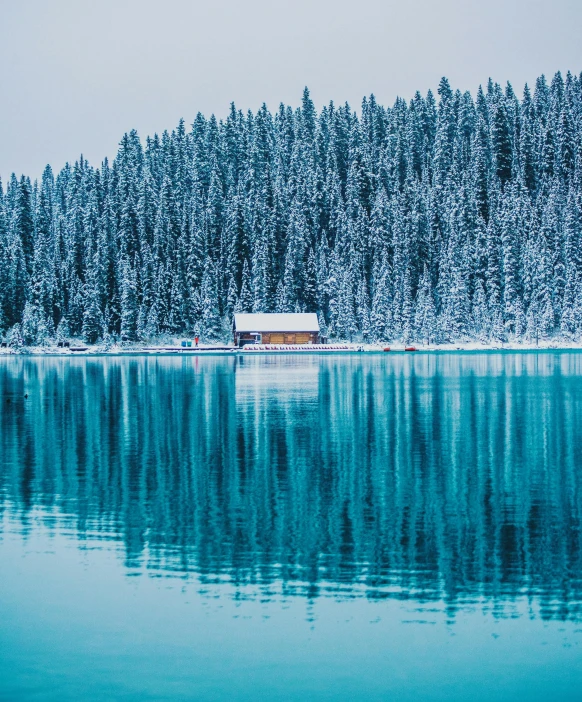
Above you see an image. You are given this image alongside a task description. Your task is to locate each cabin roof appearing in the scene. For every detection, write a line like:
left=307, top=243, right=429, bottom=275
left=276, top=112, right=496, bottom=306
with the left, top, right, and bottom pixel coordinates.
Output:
left=233, top=313, right=320, bottom=333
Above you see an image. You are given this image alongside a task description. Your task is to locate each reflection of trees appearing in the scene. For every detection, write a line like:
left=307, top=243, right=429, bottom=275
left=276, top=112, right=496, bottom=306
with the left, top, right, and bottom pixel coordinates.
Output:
left=1, top=353, right=581, bottom=619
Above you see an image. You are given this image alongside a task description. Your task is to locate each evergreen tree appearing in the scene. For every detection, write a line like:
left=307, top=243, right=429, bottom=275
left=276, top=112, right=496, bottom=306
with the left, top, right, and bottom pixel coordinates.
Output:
left=120, top=258, right=138, bottom=341
left=238, top=259, right=253, bottom=312
left=82, top=271, right=104, bottom=343
left=414, top=265, right=437, bottom=344
left=492, top=103, right=513, bottom=185
left=200, top=260, right=222, bottom=341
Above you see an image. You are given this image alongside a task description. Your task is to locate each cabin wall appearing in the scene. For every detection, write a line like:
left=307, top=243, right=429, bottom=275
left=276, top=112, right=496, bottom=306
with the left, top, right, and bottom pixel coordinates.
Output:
left=258, top=332, right=319, bottom=345
left=234, top=331, right=319, bottom=346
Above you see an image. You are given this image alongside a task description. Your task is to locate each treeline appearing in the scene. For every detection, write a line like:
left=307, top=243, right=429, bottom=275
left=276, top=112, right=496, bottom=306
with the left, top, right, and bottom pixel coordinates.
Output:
left=2, top=354, right=582, bottom=617
left=1, top=71, right=582, bottom=344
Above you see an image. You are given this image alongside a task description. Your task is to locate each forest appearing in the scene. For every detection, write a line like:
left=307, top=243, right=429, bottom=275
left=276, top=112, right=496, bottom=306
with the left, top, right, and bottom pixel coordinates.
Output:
left=0, top=71, right=581, bottom=345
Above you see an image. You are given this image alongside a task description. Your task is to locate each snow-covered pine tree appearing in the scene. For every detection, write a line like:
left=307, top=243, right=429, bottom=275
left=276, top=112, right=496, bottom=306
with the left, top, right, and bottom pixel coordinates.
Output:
left=414, top=265, right=437, bottom=344
left=200, top=259, right=222, bottom=340
left=237, top=259, right=253, bottom=312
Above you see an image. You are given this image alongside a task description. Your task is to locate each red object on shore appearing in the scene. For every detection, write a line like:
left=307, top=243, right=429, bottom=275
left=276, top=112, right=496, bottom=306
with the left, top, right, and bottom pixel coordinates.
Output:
left=195, top=336, right=199, bottom=347
left=405, top=346, right=417, bottom=352
left=383, top=347, right=391, bottom=352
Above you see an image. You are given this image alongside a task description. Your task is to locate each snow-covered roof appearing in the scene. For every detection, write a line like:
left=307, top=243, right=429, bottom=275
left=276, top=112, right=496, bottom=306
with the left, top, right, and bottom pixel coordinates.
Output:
left=234, top=313, right=320, bottom=333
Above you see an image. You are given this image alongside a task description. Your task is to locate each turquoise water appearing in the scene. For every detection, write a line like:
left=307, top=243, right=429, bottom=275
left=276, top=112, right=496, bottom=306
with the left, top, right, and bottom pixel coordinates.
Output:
left=1, top=352, right=582, bottom=701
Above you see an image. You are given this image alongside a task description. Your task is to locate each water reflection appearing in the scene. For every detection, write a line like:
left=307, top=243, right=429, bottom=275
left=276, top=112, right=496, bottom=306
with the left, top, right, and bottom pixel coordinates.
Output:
left=1, top=353, right=581, bottom=620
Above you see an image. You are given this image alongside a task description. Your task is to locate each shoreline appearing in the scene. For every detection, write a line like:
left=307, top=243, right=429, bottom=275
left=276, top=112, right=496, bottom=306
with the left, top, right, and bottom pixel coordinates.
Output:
left=2, top=340, right=582, bottom=357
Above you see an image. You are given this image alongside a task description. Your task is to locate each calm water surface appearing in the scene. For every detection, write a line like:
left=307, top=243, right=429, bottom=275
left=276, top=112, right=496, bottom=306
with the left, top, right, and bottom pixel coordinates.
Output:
left=1, top=352, right=582, bottom=700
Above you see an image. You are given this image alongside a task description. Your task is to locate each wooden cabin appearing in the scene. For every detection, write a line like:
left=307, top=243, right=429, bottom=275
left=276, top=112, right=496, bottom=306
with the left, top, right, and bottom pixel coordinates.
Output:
left=233, top=313, right=321, bottom=346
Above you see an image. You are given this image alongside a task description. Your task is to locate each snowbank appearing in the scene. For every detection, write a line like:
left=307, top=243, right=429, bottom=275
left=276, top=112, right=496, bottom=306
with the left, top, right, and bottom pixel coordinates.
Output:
left=3, top=338, right=582, bottom=355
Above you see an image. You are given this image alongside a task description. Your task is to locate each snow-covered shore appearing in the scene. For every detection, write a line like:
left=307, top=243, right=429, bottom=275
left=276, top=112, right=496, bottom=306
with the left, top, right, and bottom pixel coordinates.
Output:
left=2, top=339, right=582, bottom=356
left=379, top=340, right=582, bottom=352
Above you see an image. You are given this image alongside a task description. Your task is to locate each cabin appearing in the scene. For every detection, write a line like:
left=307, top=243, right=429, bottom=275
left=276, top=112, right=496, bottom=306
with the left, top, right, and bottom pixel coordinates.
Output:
left=233, top=313, right=321, bottom=346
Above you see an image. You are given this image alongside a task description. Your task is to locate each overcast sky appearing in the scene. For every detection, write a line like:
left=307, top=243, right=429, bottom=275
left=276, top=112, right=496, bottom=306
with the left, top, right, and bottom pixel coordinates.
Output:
left=1, top=0, right=581, bottom=181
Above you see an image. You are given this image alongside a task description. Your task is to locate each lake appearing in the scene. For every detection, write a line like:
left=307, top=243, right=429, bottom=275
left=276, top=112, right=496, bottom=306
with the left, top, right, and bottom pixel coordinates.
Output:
left=1, top=352, right=581, bottom=701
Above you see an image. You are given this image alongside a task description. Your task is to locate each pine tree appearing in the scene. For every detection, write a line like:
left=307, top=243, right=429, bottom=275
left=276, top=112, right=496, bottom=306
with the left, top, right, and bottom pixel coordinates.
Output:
left=120, top=258, right=138, bottom=341
left=7, top=323, right=23, bottom=349
left=200, top=260, right=221, bottom=340
left=370, top=258, right=393, bottom=341
left=561, top=188, right=582, bottom=336
left=16, top=176, right=35, bottom=274
left=492, top=103, right=513, bottom=186
left=82, top=273, right=104, bottom=344
left=335, top=269, right=357, bottom=341
left=414, top=265, right=437, bottom=344
left=21, top=301, right=37, bottom=346
left=237, top=259, right=253, bottom=312
left=304, top=247, right=318, bottom=313
left=355, top=275, right=371, bottom=341
left=471, top=278, right=490, bottom=340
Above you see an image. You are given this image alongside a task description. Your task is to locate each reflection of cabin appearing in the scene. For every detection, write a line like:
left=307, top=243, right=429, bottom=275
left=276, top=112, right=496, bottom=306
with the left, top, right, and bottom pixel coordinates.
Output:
left=233, top=313, right=320, bottom=346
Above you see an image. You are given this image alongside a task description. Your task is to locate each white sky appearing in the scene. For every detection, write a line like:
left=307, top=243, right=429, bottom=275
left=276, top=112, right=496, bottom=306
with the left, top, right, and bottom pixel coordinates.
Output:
left=1, top=0, right=581, bottom=181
